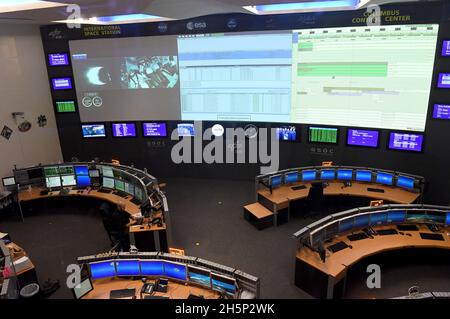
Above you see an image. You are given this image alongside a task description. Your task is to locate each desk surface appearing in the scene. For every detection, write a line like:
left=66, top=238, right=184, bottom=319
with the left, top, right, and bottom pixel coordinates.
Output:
left=297, top=224, right=450, bottom=279
left=83, top=277, right=220, bottom=299
left=259, top=181, right=420, bottom=206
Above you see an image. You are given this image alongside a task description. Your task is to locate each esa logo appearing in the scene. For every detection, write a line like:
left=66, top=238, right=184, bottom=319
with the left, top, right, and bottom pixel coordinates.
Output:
left=186, top=21, right=207, bottom=31
left=158, top=22, right=168, bottom=33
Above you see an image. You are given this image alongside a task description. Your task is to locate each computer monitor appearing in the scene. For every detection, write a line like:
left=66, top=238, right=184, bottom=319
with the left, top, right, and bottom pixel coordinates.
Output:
left=2, top=177, right=16, bottom=187
left=89, top=260, right=116, bottom=280
left=81, top=124, right=106, bottom=138
left=102, top=177, right=115, bottom=189
left=55, top=101, right=76, bottom=113
left=370, top=212, right=387, bottom=226
left=302, top=170, right=317, bottom=182
left=59, top=166, right=74, bottom=175
left=387, top=211, right=406, bottom=223
left=354, top=214, right=370, bottom=229
left=337, top=169, right=353, bottom=181
left=442, top=40, right=450, bottom=57
left=51, top=77, right=72, bottom=90
left=177, top=123, right=195, bottom=137
left=396, top=175, right=415, bottom=189
left=134, top=187, right=144, bottom=202
left=111, top=123, right=137, bottom=138
left=446, top=212, right=450, bottom=226
left=124, top=183, right=135, bottom=196
left=163, top=261, right=187, bottom=281
left=46, top=176, right=61, bottom=188
left=188, top=265, right=211, bottom=288
left=320, top=169, right=335, bottom=180
left=437, top=73, right=450, bottom=88
left=285, top=172, right=299, bottom=184
left=75, top=166, right=89, bottom=176
left=211, top=273, right=236, bottom=297
left=48, top=53, right=69, bottom=66
left=115, top=180, right=125, bottom=192
left=356, top=170, right=372, bottom=182
left=270, top=175, right=282, bottom=188
left=376, top=172, right=393, bottom=186
left=27, top=168, right=44, bottom=180
left=101, top=166, right=114, bottom=178
left=89, top=169, right=100, bottom=178
left=61, top=175, right=77, bottom=187
left=75, top=166, right=90, bottom=187
left=115, top=259, right=140, bottom=277
left=309, top=127, right=338, bottom=144
left=142, top=122, right=167, bottom=137
left=339, top=217, right=354, bottom=233
left=72, top=277, right=93, bottom=299
left=140, top=260, right=165, bottom=277
left=276, top=126, right=296, bottom=141
left=44, top=166, right=59, bottom=177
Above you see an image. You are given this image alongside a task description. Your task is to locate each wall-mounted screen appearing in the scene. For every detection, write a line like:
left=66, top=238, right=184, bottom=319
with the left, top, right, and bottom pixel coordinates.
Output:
left=56, top=101, right=77, bottom=113
left=89, top=260, right=116, bottom=280
left=69, top=24, right=438, bottom=132
left=309, top=127, right=338, bottom=144
left=81, top=124, right=106, bottom=138
left=52, top=77, right=72, bottom=90
left=48, top=53, right=69, bottom=66
left=433, top=104, right=450, bottom=119
left=347, top=129, right=379, bottom=148
left=437, top=73, right=450, bottom=89
left=397, top=175, right=415, bottom=189
left=276, top=126, right=296, bottom=141
left=442, top=40, right=450, bottom=57
left=177, top=123, right=195, bottom=137
left=143, top=122, right=167, bottom=137
left=388, top=132, right=424, bottom=152
left=111, top=123, right=137, bottom=137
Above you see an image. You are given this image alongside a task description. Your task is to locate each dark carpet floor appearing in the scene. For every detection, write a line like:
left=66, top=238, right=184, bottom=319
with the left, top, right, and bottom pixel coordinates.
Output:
left=1, top=177, right=449, bottom=299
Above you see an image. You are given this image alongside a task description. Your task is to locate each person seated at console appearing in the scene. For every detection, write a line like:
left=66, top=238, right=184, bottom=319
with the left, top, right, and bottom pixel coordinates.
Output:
left=110, top=202, right=133, bottom=251
left=99, top=203, right=114, bottom=245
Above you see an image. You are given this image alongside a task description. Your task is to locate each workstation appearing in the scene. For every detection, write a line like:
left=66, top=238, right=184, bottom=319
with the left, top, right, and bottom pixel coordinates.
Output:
left=0, top=0, right=450, bottom=302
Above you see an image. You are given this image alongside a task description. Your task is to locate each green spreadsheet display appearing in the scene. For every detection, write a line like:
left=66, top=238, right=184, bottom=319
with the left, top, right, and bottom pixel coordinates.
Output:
left=58, top=166, right=74, bottom=175
left=56, top=101, right=76, bottom=113
left=115, top=180, right=125, bottom=192
left=44, top=167, right=59, bottom=177
left=309, top=127, right=338, bottom=144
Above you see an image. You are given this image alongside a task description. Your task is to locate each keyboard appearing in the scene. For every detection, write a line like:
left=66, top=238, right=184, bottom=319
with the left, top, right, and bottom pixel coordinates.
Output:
left=291, top=185, right=306, bottom=191
left=113, top=191, right=129, bottom=198
left=367, top=187, right=385, bottom=193
left=97, top=188, right=112, bottom=194
left=109, top=288, right=136, bottom=299
left=130, top=198, right=141, bottom=205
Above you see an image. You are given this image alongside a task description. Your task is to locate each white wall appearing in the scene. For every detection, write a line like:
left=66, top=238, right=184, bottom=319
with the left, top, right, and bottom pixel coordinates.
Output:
left=0, top=24, right=62, bottom=188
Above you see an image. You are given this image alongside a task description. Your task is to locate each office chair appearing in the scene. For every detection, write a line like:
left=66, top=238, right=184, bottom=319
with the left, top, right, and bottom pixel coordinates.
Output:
left=307, top=182, right=324, bottom=215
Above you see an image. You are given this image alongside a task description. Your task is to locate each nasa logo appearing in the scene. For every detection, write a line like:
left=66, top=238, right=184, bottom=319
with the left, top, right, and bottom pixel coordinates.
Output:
left=158, top=22, right=168, bottom=33
left=227, top=18, right=238, bottom=29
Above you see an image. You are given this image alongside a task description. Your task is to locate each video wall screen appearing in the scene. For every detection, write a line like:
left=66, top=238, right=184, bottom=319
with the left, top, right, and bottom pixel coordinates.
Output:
left=70, top=24, right=438, bottom=132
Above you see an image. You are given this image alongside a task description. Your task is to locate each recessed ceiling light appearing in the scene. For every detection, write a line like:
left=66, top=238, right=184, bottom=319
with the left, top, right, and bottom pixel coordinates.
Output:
left=0, top=0, right=67, bottom=14
left=53, top=13, right=171, bottom=25
left=244, top=0, right=363, bottom=14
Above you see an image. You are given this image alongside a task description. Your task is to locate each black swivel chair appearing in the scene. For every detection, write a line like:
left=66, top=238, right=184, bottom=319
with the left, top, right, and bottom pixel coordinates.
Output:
left=307, top=182, right=324, bottom=215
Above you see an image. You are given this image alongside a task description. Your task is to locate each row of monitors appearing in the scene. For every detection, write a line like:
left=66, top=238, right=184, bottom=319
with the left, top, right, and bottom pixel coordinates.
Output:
left=311, top=210, right=450, bottom=247
left=89, top=259, right=237, bottom=297
left=269, top=169, right=418, bottom=190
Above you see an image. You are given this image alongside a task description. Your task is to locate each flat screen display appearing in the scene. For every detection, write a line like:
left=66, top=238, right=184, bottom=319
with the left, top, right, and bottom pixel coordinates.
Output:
left=101, top=166, right=114, bottom=177
left=388, top=132, right=424, bottom=152
left=112, top=123, right=137, bottom=137
left=370, top=212, right=387, bottom=225
left=270, top=175, right=282, bottom=187
left=73, top=277, right=93, bottom=299
left=276, top=126, right=296, bottom=141
left=56, top=101, right=76, bottom=113
left=102, top=177, right=115, bottom=189
left=124, top=183, right=135, bottom=196
left=320, top=170, right=335, bottom=180
left=437, top=73, right=450, bottom=88
left=140, top=260, right=164, bottom=276
left=188, top=266, right=211, bottom=288
left=90, top=260, right=116, bottom=280
left=177, top=123, right=195, bottom=137
left=164, top=261, right=187, bottom=281
left=397, top=176, right=415, bottom=189
left=89, top=170, right=100, bottom=178
left=115, top=259, right=140, bottom=277
left=28, top=168, right=44, bottom=180
left=302, top=170, right=317, bottom=181
left=44, top=166, right=59, bottom=177
left=446, top=213, right=450, bottom=226
left=433, top=104, right=450, bottom=119
left=115, top=180, right=125, bottom=192
left=354, top=214, right=370, bottom=228
left=81, top=124, right=106, bottom=138
left=143, top=122, right=167, bottom=137
left=48, top=53, right=69, bottom=66
left=309, top=127, right=338, bottom=144
left=46, top=176, right=61, bottom=188
left=75, top=166, right=89, bottom=176
left=356, top=170, right=372, bottom=182
left=387, top=211, right=406, bottom=223
left=339, top=218, right=354, bottom=233
left=61, top=175, right=77, bottom=187
left=285, top=172, right=298, bottom=184
left=76, top=176, right=91, bottom=188
left=442, top=40, right=450, bottom=56
left=347, top=129, right=379, bottom=148
left=59, top=166, right=74, bottom=175
left=52, top=77, right=72, bottom=90
left=211, top=273, right=236, bottom=296
left=376, top=172, right=393, bottom=186
left=337, top=169, right=353, bottom=180
left=2, top=177, right=16, bottom=187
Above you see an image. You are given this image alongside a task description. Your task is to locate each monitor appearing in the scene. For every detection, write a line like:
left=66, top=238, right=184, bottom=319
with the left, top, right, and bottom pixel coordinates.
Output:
left=102, top=177, right=115, bottom=189
left=164, top=261, right=187, bottom=281
left=285, top=172, right=299, bottom=184
left=101, top=166, right=114, bottom=178
left=370, top=212, right=387, bottom=226
left=188, top=265, right=211, bottom=288
left=46, top=176, right=61, bottom=188
left=356, top=170, right=372, bottom=182
left=44, top=166, right=59, bottom=177
left=124, top=183, right=135, bottom=196
left=339, top=217, right=354, bottom=233
left=59, top=166, right=74, bottom=175
left=134, top=187, right=144, bottom=202
left=397, top=176, right=415, bottom=189
left=347, top=129, right=379, bottom=148
left=376, top=172, right=393, bottom=186
left=140, top=260, right=165, bottom=277
left=177, top=123, right=195, bottom=137
left=142, top=122, right=167, bottom=137
left=320, top=169, right=335, bottom=180
left=51, top=77, right=72, bottom=90
left=115, top=259, right=140, bottom=277
left=437, top=73, right=450, bottom=88
left=61, top=175, right=77, bottom=187
left=81, top=124, right=106, bottom=138
left=388, top=132, right=424, bottom=152
left=387, top=210, right=406, bottom=223
left=115, top=180, right=125, bottom=192
left=111, top=123, right=137, bottom=138
left=56, top=101, right=76, bottom=113
left=76, top=176, right=91, bottom=188
left=433, top=104, right=450, bottom=120
left=442, top=40, right=450, bottom=57
left=2, top=177, right=16, bottom=187
left=276, top=126, right=296, bottom=141
left=354, top=214, right=370, bottom=229
left=423, top=211, right=446, bottom=224
left=75, top=166, right=89, bottom=176
left=89, top=170, right=100, bottom=178
left=446, top=212, right=450, bottom=226
left=48, top=53, right=69, bottom=66
left=72, top=277, right=93, bottom=299
left=309, top=127, right=338, bottom=144
left=211, top=273, right=236, bottom=297
left=337, top=169, right=353, bottom=181
left=89, top=260, right=116, bottom=280
left=270, top=175, right=282, bottom=188
left=302, top=170, right=317, bottom=182
left=27, top=168, right=44, bottom=180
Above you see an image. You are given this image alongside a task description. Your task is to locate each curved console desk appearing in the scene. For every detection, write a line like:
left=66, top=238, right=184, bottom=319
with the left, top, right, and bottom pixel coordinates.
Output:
left=76, top=252, right=260, bottom=300
left=9, top=162, right=170, bottom=252
left=293, top=204, right=450, bottom=299
left=244, top=166, right=425, bottom=229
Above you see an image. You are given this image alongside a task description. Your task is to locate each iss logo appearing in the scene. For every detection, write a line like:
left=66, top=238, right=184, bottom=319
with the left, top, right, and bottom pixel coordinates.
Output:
left=227, top=18, right=238, bottom=29
left=186, top=21, right=207, bottom=31
left=158, top=22, right=168, bottom=33
left=48, top=28, right=63, bottom=40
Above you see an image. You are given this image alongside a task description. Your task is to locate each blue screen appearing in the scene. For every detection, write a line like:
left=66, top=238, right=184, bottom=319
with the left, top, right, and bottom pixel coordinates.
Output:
left=339, top=218, right=354, bottom=233
left=285, top=172, right=298, bottom=184
left=356, top=170, right=372, bottom=182
left=370, top=212, right=387, bottom=225
left=321, top=170, right=335, bottom=180
left=76, top=175, right=91, bottom=187
left=140, top=260, right=164, bottom=276
left=270, top=175, right=282, bottom=187
left=75, top=166, right=89, bottom=176
left=164, top=261, right=187, bottom=281
left=302, top=170, right=317, bottom=181
left=211, top=275, right=236, bottom=296
left=387, top=211, right=406, bottom=223
left=116, top=259, right=140, bottom=276
left=397, top=176, right=415, bottom=189
left=337, top=169, right=353, bottom=180
left=188, top=267, right=211, bottom=288
left=446, top=213, right=450, bottom=226
left=376, top=172, right=393, bottom=185
left=354, top=215, right=370, bottom=228
left=90, top=260, right=116, bottom=280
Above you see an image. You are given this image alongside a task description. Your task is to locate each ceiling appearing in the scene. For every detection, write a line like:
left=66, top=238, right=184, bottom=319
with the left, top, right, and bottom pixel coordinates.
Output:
left=0, top=0, right=424, bottom=25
